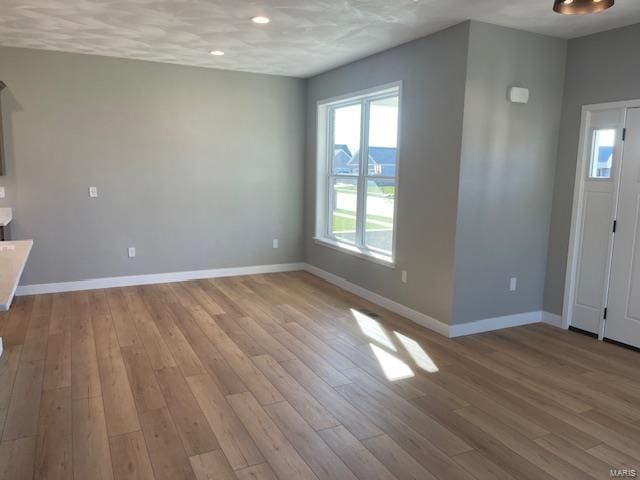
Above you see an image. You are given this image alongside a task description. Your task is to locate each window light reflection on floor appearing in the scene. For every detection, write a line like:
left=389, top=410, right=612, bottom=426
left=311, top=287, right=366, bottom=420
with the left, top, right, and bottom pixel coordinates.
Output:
left=394, top=331, right=439, bottom=373
left=351, top=308, right=397, bottom=351
left=369, top=343, right=414, bottom=381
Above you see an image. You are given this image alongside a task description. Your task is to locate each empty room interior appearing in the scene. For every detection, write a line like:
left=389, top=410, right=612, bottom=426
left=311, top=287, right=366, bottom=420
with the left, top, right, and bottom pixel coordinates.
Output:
left=2, top=0, right=640, bottom=479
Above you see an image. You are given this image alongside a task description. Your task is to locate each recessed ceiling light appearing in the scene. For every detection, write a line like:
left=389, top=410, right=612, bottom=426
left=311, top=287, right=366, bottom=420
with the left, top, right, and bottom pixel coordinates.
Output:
left=251, top=16, right=270, bottom=24
left=209, top=50, right=225, bottom=56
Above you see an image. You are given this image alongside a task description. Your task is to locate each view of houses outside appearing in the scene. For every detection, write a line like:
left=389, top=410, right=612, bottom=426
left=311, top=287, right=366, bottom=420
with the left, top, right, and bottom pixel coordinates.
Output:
left=331, top=97, right=398, bottom=253
left=590, top=128, right=615, bottom=179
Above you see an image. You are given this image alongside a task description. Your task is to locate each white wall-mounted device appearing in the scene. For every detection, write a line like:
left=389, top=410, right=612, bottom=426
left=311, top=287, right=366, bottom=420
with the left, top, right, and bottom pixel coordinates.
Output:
left=508, top=87, right=530, bottom=104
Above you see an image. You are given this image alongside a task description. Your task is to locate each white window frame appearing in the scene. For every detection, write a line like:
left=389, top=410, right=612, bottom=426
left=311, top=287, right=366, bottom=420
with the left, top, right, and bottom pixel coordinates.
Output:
left=314, top=82, right=402, bottom=267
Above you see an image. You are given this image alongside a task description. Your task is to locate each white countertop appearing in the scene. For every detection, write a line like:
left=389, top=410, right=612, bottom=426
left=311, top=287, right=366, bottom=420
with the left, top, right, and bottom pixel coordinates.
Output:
left=0, top=208, right=12, bottom=227
left=0, top=240, right=33, bottom=311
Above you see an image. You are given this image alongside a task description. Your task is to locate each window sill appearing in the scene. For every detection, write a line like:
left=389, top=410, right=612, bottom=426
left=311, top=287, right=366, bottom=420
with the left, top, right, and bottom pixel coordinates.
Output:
left=313, top=237, right=396, bottom=268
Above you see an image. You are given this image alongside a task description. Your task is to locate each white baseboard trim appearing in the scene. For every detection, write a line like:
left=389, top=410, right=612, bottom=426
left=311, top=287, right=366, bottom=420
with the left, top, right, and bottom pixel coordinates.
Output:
left=541, top=311, right=564, bottom=329
left=303, top=263, right=449, bottom=337
left=14, top=258, right=565, bottom=340
left=302, top=263, right=564, bottom=338
left=16, top=262, right=306, bottom=296
left=448, top=311, right=543, bottom=338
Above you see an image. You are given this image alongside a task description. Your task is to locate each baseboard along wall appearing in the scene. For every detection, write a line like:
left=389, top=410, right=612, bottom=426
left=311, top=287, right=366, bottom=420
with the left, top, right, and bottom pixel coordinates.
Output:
left=16, top=262, right=306, bottom=295
left=304, top=264, right=563, bottom=337
left=15, top=261, right=563, bottom=338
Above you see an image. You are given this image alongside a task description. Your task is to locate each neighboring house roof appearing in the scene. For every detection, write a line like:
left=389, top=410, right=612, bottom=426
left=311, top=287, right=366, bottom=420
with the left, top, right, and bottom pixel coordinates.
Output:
left=598, top=146, right=613, bottom=168
left=368, top=146, right=396, bottom=166
left=333, top=149, right=352, bottom=169
left=334, top=144, right=352, bottom=157
left=333, top=144, right=398, bottom=175
left=333, top=144, right=355, bottom=170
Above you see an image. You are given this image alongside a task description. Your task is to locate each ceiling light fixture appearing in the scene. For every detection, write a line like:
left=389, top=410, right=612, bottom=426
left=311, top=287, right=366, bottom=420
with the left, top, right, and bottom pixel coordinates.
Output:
left=209, top=50, right=225, bottom=56
left=553, top=0, right=614, bottom=14
left=251, top=16, right=270, bottom=24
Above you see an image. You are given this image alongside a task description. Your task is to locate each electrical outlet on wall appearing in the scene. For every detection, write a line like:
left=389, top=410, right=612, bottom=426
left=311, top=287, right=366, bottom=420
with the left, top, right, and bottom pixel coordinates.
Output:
left=510, top=277, right=517, bottom=292
left=401, top=270, right=408, bottom=284
left=0, top=187, right=5, bottom=199
left=273, top=239, right=279, bottom=249
left=128, top=247, right=136, bottom=258
left=89, top=186, right=98, bottom=198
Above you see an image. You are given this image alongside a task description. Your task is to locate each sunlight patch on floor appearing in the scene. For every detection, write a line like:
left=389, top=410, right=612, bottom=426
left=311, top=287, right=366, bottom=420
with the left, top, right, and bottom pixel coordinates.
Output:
left=352, top=308, right=396, bottom=351
left=369, top=343, right=414, bottom=381
left=394, top=331, right=439, bottom=373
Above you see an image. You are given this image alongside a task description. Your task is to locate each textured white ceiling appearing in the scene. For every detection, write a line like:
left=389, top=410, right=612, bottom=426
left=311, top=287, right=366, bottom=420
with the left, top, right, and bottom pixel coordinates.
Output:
left=0, top=0, right=639, bottom=78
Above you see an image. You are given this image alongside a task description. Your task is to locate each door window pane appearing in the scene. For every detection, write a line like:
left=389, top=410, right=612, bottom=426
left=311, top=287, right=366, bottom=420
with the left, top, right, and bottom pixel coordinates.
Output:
left=331, top=177, right=358, bottom=243
left=367, top=96, right=398, bottom=177
left=332, top=104, right=361, bottom=176
left=589, top=129, right=615, bottom=179
left=365, top=179, right=395, bottom=253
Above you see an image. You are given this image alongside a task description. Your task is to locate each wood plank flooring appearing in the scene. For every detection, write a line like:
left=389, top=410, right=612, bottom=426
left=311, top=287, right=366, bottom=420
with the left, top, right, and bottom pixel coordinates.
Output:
left=0, top=271, right=638, bottom=479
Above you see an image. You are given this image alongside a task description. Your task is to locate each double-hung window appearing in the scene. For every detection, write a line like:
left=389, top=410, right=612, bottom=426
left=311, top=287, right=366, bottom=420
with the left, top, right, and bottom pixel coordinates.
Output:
left=315, top=83, right=401, bottom=266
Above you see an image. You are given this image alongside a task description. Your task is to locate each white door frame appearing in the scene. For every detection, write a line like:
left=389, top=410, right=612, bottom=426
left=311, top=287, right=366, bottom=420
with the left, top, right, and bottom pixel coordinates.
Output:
left=562, top=99, right=640, bottom=338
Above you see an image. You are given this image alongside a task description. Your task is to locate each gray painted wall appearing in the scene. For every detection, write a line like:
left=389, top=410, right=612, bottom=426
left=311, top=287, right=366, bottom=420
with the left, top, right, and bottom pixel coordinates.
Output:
left=544, top=23, right=640, bottom=315
left=451, top=22, right=566, bottom=324
left=304, top=20, right=568, bottom=325
left=0, top=46, right=306, bottom=284
left=304, top=23, right=471, bottom=324
left=0, top=19, right=607, bottom=325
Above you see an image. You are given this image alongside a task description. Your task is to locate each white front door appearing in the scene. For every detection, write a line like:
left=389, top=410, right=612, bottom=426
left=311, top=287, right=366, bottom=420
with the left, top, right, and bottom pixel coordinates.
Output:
left=605, top=108, right=640, bottom=349
left=570, top=108, right=624, bottom=335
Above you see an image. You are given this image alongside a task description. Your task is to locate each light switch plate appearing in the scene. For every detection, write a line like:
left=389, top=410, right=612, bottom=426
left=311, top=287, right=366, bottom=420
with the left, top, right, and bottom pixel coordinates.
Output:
left=128, top=247, right=136, bottom=258
left=0, top=187, right=5, bottom=199
left=510, top=277, right=517, bottom=292
left=89, top=186, right=98, bottom=198
left=273, top=239, right=279, bottom=249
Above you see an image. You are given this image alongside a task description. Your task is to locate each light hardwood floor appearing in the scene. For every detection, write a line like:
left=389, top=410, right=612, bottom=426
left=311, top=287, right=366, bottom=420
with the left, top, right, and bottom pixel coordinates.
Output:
left=0, top=271, right=639, bottom=480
